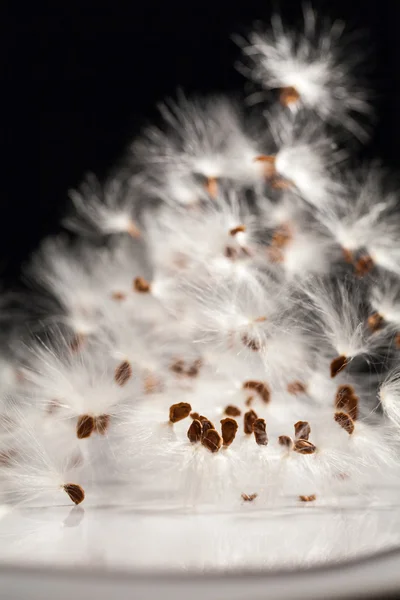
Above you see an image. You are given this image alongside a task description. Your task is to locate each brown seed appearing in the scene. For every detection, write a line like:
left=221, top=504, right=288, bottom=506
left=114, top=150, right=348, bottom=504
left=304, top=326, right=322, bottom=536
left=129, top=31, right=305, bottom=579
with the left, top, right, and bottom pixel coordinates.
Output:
left=354, top=255, right=374, bottom=277
left=280, top=86, right=300, bottom=106
left=205, top=176, right=218, bottom=199
left=115, top=360, right=132, bottom=386
left=229, top=224, right=246, bottom=236
left=70, top=333, right=85, bottom=354
left=241, top=334, right=261, bottom=351
left=293, top=439, right=316, bottom=455
left=190, top=412, right=201, bottom=420
left=299, top=494, right=316, bottom=502
left=368, top=312, right=384, bottom=333
left=287, top=381, right=307, bottom=395
left=335, top=385, right=359, bottom=420
left=330, top=355, right=349, bottom=378
left=187, top=419, right=202, bottom=444
left=225, top=246, right=239, bottom=260
left=76, top=414, right=95, bottom=439
left=111, top=291, right=126, bottom=301
left=133, top=276, right=151, bottom=293
left=241, top=493, right=258, bottom=502
left=278, top=435, right=293, bottom=449
left=95, top=414, right=110, bottom=435
left=169, top=402, right=192, bottom=423
left=294, top=421, right=311, bottom=441
left=202, top=429, right=222, bottom=453
left=244, top=409, right=258, bottom=434
left=63, top=483, right=85, bottom=505
left=225, top=405, right=241, bottom=417
left=334, top=411, right=355, bottom=435
left=253, top=418, right=268, bottom=446
left=271, top=224, right=292, bottom=249
left=243, top=380, right=270, bottom=403
left=221, top=418, right=239, bottom=447
left=253, top=155, right=277, bottom=179
left=127, top=220, right=141, bottom=238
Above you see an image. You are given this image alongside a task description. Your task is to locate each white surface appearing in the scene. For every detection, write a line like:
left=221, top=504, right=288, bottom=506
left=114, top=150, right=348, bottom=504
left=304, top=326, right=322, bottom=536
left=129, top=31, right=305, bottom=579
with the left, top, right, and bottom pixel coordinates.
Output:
left=1, top=484, right=400, bottom=598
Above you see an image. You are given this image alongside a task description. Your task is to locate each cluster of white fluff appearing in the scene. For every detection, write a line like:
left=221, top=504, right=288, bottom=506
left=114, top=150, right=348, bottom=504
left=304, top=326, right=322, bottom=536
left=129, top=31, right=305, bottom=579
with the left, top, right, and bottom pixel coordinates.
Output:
left=2, top=8, right=400, bottom=510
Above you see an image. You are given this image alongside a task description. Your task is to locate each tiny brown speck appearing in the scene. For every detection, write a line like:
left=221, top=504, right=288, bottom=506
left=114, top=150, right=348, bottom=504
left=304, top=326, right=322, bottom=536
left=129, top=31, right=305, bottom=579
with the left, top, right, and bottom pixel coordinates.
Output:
left=253, top=418, right=268, bottom=446
left=63, top=483, right=85, bottom=505
left=76, top=414, right=95, bottom=439
left=241, top=334, right=261, bottom=351
left=115, top=360, right=132, bottom=386
left=243, top=380, right=270, bottom=403
left=111, top=291, right=126, bottom=301
left=287, top=381, right=307, bottom=395
left=170, top=359, right=185, bottom=374
left=293, top=439, right=316, bottom=454
left=242, top=493, right=258, bottom=502
left=221, top=418, right=238, bottom=447
left=334, top=411, right=355, bottom=435
left=244, top=409, right=258, bottom=434
left=279, top=435, right=293, bottom=449
left=133, top=276, right=151, bottom=293
left=187, top=419, right=202, bottom=444
left=202, top=429, right=222, bottom=453
left=225, top=246, right=239, bottom=260
left=229, top=224, right=246, bottom=236
left=299, top=494, right=316, bottom=502
left=169, top=402, right=192, bottom=423
left=330, top=355, right=349, bottom=378
left=280, top=86, right=300, bottom=106
left=294, top=421, right=311, bottom=441
left=95, top=414, right=110, bottom=435
left=225, top=405, right=241, bottom=417
left=368, top=312, right=384, bottom=333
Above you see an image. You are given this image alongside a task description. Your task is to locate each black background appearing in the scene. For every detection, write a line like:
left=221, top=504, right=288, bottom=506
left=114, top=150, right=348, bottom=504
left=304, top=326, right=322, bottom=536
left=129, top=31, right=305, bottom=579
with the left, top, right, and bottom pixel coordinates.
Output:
left=2, top=0, right=400, bottom=283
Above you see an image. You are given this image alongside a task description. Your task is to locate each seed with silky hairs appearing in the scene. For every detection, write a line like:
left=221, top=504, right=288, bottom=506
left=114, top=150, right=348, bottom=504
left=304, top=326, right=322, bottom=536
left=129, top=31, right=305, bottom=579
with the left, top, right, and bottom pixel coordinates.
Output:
left=229, top=224, right=246, bottom=236
left=293, top=439, right=316, bottom=454
left=243, top=380, right=270, bottom=403
left=253, top=155, right=276, bottom=179
left=202, top=429, right=222, bottom=453
left=335, top=385, right=359, bottom=420
left=368, top=312, right=384, bottom=333
left=115, top=360, right=132, bottom=386
left=244, top=409, right=258, bottom=434
left=280, top=86, right=300, bottom=106
left=76, top=414, right=95, bottom=439
left=133, top=276, right=151, bottom=293
left=187, top=419, right=202, bottom=444
left=354, top=255, right=374, bottom=277
left=253, top=418, right=268, bottom=446
left=169, top=402, right=192, bottom=423
left=334, top=411, right=355, bottom=435
left=241, top=334, right=261, bottom=351
left=221, top=418, right=238, bottom=447
left=330, top=355, right=349, bottom=378
left=294, top=421, right=311, bottom=441
left=63, top=483, right=85, bottom=505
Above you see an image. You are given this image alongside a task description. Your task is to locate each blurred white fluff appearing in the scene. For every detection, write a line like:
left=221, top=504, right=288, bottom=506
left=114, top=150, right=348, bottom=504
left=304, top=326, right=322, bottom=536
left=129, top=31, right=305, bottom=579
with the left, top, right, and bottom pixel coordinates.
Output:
left=2, top=8, right=400, bottom=513
left=236, top=7, right=370, bottom=138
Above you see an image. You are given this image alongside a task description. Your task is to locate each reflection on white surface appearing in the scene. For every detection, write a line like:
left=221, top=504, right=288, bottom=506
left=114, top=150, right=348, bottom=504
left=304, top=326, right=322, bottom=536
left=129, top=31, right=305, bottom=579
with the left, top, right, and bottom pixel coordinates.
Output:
left=1, top=484, right=400, bottom=573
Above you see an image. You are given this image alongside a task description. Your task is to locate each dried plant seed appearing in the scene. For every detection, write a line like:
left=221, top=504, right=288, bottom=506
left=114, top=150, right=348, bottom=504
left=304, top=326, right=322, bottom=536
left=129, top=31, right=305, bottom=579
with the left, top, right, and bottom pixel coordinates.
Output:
left=202, top=429, right=222, bottom=453
left=201, top=419, right=215, bottom=436
left=293, top=439, right=316, bottom=454
left=243, top=380, right=270, bottom=403
left=221, top=418, right=238, bottom=447
left=244, top=409, right=258, bottom=434
left=279, top=435, right=293, bottom=449
left=241, top=334, right=261, bottom=351
left=95, top=414, right=110, bottom=435
left=190, top=412, right=201, bottom=420
left=133, top=276, right=151, bottom=293
left=76, top=415, right=95, bottom=439
left=299, top=494, right=316, bottom=502
left=225, top=405, right=241, bottom=417
left=63, top=483, right=85, bottom=505
left=354, top=255, right=374, bottom=277
left=253, top=418, right=268, bottom=446
left=280, top=86, right=300, bottom=106
left=229, top=224, right=246, bottom=236
left=169, top=402, right=192, bottom=423
left=187, top=419, right=202, bottom=444
left=334, top=411, right=355, bottom=435
left=241, top=493, right=258, bottom=502
left=368, top=312, right=384, bottom=332
left=330, top=355, right=349, bottom=378
left=115, top=360, right=132, bottom=386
